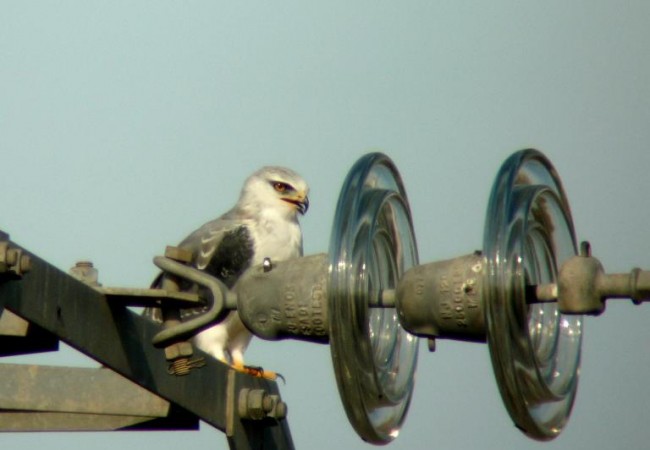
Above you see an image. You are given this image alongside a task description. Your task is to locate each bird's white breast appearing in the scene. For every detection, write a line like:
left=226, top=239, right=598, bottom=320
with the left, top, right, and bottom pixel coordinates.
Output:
left=249, top=210, right=302, bottom=265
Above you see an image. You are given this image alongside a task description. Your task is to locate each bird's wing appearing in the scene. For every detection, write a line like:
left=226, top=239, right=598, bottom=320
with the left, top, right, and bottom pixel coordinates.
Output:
left=143, top=216, right=254, bottom=322
left=180, top=218, right=239, bottom=269
left=183, top=217, right=255, bottom=286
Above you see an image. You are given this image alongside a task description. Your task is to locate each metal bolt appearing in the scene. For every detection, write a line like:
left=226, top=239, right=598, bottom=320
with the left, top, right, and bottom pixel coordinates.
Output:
left=167, top=356, right=205, bottom=376
left=6, top=249, right=18, bottom=266
left=164, top=340, right=205, bottom=376
left=164, top=341, right=194, bottom=360
left=0, top=243, right=31, bottom=277
left=273, top=398, right=288, bottom=420
left=19, top=254, right=31, bottom=273
left=69, top=260, right=100, bottom=286
left=239, top=389, right=266, bottom=420
left=0, top=242, right=8, bottom=272
left=238, top=388, right=287, bottom=421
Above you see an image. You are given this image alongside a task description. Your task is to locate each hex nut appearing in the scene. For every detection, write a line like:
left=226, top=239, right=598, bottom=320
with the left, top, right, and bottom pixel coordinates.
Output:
left=19, top=254, right=32, bottom=273
left=164, top=341, right=194, bottom=360
left=238, top=389, right=287, bottom=421
left=238, top=389, right=267, bottom=420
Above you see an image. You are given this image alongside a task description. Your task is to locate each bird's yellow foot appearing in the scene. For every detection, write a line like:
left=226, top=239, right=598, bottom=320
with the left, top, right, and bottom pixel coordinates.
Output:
left=231, top=362, right=285, bottom=382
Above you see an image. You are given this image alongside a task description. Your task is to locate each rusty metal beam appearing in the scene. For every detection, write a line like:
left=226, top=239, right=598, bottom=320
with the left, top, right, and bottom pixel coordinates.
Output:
left=0, top=411, right=167, bottom=431
left=0, top=363, right=198, bottom=431
left=0, top=232, right=293, bottom=449
left=0, top=363, right=173, bottom=416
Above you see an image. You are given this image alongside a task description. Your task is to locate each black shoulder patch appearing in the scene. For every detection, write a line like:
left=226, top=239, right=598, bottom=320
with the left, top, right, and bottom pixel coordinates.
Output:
left=205, top=226, right=254, bottom=288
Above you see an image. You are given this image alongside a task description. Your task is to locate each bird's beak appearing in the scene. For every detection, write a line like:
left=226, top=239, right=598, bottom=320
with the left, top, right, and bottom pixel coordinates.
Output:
left=282, top=194, right=309, bottom=215
left=297, top=196, right=309, bottom=215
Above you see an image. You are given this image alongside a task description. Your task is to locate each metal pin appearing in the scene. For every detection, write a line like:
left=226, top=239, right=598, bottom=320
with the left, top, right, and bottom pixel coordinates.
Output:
left=525, top=283, right=558, bottom=304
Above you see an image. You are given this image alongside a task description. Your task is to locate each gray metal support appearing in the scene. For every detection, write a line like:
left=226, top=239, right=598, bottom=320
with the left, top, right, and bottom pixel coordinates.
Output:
left=0, top=232, right=293, bottom=449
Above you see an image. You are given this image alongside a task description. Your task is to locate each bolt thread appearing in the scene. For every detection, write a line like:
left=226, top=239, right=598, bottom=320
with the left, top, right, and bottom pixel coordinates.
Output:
left=168, top=358, right=191, bottom=376
left=167, top=357, right=205, bottom=376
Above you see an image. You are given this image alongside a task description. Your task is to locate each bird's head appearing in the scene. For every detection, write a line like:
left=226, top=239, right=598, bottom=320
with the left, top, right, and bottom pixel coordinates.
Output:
left=240, top=166, right=310, bottom=219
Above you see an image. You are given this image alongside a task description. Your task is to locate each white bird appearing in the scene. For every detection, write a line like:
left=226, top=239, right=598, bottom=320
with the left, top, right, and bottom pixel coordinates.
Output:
left=146, top=166, right=309, bottom=373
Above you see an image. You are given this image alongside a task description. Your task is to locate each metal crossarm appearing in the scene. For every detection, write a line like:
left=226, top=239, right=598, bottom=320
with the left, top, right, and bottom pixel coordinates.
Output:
left=0, top=231, right=293, bottom=449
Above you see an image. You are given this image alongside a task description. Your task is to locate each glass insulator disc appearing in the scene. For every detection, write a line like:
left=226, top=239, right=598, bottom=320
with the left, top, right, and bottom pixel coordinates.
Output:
left=483, top=149, right=583, bottom=440
left=328, top=153, right=419, bottom=444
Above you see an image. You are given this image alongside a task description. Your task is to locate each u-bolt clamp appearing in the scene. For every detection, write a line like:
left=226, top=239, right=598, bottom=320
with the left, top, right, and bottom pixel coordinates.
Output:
left=151, top=256, right=236, bottom=348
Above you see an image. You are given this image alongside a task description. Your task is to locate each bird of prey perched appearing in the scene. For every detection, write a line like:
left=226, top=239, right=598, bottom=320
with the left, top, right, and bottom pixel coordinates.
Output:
left=146, top=166, right=309, bottom=373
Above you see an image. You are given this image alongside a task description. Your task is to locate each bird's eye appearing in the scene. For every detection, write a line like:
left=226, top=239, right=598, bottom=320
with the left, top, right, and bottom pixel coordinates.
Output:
left=272, top=182, right=291, bottom=193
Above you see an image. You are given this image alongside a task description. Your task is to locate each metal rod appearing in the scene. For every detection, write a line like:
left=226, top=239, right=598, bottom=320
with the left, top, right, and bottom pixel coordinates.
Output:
left=526, top=283, right=559, bottom=304
left=99, top=287, right=201, bottom=307
left=368, top=289, right=396, bottom=308
left=600, top=268, right=650, bottom=304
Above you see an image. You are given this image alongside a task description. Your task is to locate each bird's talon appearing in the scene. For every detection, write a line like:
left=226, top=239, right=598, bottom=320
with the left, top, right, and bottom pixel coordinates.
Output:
left=232, top=363, right=283, bottom=381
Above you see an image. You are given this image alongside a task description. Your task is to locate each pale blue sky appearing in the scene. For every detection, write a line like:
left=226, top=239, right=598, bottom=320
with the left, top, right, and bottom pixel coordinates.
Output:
left=2, top=2, right=650, bottom=449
